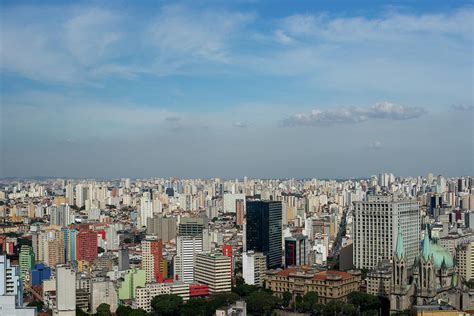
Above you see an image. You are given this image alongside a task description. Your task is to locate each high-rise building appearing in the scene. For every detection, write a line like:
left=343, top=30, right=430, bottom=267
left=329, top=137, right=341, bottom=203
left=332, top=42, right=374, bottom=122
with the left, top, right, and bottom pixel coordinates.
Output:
left=146, top=215, right=177, bottom=242
left=178, top=217, right=207, bottom=237
left=223, top=193, right=245, bottom=213
left=142, top=238, right=163, bottom=283
left=236, top=199, right=245, bottom=226
left=139, top=194, right=153, bottom=228
left=353, top=195, right=420, bottom=269
left=0, top=255, right=23, bottom=307
left=62, top=228, right=77, bottom=263
left=19, top=245, right=35, bottom=288
left=284, top=235, right=309, bottom=267
left=194, top=253, right=231, bottom=294
left=457, top=241, right=473, bottom=282
left=56, top=266, right=76, bottom=315
left=174, top=236, right=203, bottom=283
left=242, top=251, right=266, bottom=286
left=118, top=246, right=130, bottom=271
left=118, top=268, right=146, bottom=300
left=76, top=230, right=98, bottom=264
left=245, top=200, right=283, bottom=269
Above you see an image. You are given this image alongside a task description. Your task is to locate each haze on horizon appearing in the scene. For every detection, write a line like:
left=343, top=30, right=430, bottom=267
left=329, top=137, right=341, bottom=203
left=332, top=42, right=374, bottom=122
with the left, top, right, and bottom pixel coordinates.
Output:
left=1, top=0, right=473, bottom=179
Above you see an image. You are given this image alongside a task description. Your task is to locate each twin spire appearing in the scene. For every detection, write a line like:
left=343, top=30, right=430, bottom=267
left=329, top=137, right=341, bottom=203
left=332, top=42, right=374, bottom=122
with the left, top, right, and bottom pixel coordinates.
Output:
left=395, top=223, right=404, bottom=259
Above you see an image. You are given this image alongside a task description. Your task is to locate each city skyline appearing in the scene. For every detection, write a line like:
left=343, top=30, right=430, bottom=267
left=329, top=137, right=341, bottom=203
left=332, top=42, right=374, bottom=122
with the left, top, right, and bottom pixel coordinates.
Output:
left=1, top=1, right=473, bottom=178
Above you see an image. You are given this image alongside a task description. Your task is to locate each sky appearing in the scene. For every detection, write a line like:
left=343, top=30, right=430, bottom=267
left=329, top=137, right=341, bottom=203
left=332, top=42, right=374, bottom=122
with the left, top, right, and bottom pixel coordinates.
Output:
left=0, top=0, right=473, bottom=179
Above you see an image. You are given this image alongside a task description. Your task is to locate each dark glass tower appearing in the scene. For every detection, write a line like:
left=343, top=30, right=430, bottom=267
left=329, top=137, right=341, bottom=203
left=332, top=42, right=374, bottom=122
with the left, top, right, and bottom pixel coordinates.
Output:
left=245, top=200, right=282, bottom=269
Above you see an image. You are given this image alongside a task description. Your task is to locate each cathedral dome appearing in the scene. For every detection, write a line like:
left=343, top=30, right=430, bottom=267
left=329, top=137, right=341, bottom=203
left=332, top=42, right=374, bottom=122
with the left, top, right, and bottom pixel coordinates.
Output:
left=420, top=228, right=454, bottom=269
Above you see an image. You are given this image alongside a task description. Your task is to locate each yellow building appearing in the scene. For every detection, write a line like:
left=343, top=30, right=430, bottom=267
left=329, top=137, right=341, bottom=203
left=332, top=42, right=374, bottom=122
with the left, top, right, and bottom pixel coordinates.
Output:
left=265, top=267, right=361, bottom=304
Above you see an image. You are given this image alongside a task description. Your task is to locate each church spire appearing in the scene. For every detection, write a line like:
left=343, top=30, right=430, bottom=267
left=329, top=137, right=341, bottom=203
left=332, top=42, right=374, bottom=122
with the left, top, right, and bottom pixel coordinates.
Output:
left=395, top=224, right=404, bottom=259
left=422, top=224, right=432, bottom=260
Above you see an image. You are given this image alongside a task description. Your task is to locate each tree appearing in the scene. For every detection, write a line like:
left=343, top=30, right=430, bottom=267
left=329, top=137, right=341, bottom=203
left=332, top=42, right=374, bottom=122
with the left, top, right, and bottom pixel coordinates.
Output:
left=27, top=300, right=44, bottom=311
left=151, top=294, right=183, bottom=316
left=76, top=307, right=89, bottom=316
left=322, top=300, right=342, bottom=316
left=347, top=292, right=381, bottom=313
left=246, top=290, right=279, bottom=315
left=232, top=283, right=258, bottom=298
left=98, top=246, right=105, bottom=254
left=302, top=291, right=318, bottom=312
left=180, top=298, right=207, bottom=316
left=282, top=291, right=292, bottom=308
left=206, top=292, right=240, bottom=314
left=96, top=303, right=111, bottom=316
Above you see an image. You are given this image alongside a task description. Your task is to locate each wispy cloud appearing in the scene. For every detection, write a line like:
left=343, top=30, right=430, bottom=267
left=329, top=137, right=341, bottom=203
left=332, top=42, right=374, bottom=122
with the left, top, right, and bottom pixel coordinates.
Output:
left=282, top=102, right=425, bottom=126
left=367, top=140, right=383, bottom=150
left=451, top=104, right=474, bottom=111
left=232, top=121, right=249, bottom=128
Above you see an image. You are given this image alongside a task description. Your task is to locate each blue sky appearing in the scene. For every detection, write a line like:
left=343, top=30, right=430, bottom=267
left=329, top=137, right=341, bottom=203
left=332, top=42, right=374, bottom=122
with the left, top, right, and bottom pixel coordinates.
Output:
left=1, top=0, right=473, bottom=178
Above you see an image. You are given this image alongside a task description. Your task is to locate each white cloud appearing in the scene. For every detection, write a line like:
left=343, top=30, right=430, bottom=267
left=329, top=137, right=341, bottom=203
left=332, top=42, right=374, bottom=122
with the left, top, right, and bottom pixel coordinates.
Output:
left=282, top=102, right=425, bottom=126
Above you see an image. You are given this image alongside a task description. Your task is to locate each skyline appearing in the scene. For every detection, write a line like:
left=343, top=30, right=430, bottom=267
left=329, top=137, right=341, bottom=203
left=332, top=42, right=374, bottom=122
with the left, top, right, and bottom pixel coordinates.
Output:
left=1, top=0, right=473, bottom=178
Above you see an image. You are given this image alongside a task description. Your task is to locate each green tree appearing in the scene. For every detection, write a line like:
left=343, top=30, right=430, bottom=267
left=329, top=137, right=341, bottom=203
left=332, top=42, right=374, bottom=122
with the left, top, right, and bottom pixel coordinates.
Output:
left=151, top=294, right=183, bottom=316
left=27, top=300, right=44, bottom=311
left=180, top=298, right=207, bottom=316
left=95, top=303, right=111, bottom=316
left=246, top=290, right=278, bottom=315
left=347, top=291, right=381, bottom=313
left=302, top=291, right=318, bottom=312
left=98, top=247, right=105, bottom=254
left=282, top=291, right=292, bottom=308
left=232, top=283, right=259, bottom=298
left=206, top=292, right=240, bottom=314
left=322, top=300, right=343, bottom=316
left=341, top=303, right=358, bottom=316
left=76, top=307, right=89, bottom=316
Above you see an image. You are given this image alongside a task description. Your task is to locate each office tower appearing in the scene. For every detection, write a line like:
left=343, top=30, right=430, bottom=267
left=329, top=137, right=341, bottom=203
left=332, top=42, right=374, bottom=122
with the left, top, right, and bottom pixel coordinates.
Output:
left=457, top=241, right=473, bottom=282
left=91, top=280, right=118, bottom=314
left=353, top=195, right=420, bottom=269
left=242, top=251, right=267, bottom=286
left=0, top=255, right=23, bottom=307
left=56, top=266, right=76, bottom=315
left=194, top=253, right=231, bottom=294
left=178, top=216, right=207, bottom=236
left=139, top=194, right=153, bottom=227
left=118, top=246, right=130, bottom=271
left=236, top=199, right=245, bottom=226
left=142, top=238, right=163, bottom=282
left=76, top=230, right=98, bottom=264
left=223, top=193, right=245, bottom=213
left=245, top=200, right=283, bottom=269
left=19, top=245, right=35, bottom=288
left=174, top=236, right=203, bottom=283
left=146, top=214, right=177, bottom=242
left=284, top=235, right=309, bottom=267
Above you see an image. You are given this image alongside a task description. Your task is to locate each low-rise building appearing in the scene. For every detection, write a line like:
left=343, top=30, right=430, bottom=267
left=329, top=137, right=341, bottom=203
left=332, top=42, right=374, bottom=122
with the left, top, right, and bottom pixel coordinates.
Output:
left=265, top=267, right=361, bottom=304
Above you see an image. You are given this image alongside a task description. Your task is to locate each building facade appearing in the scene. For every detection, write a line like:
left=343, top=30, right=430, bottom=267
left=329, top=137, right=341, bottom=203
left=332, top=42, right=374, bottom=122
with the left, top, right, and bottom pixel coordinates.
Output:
left=246, top=200, right=283, bottom=269
left=353, top=195, right=420, bottom=269
left=194, top=253, right=231, bottom=294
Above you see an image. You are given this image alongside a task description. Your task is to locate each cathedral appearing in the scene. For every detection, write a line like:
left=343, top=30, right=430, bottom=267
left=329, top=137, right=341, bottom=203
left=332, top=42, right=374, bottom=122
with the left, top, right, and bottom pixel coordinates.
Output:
left=390, top=226, right=459, bottom=312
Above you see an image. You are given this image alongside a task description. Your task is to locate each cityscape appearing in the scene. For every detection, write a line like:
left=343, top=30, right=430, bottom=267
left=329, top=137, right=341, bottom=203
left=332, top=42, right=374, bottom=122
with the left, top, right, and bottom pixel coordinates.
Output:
left=0, top=175, right=473, bottom=315
left=1, top=1, right=473, bottom=316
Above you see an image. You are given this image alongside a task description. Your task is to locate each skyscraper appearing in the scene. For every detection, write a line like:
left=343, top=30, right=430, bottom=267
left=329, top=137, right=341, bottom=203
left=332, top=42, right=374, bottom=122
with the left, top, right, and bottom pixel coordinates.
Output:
left=245, top=200, right=283, bottom=269
left=353, top=195, right=420, bottom=269
left=19, top=245, right=35, bottom=288
left=174, top=236, right=203, bottom=283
